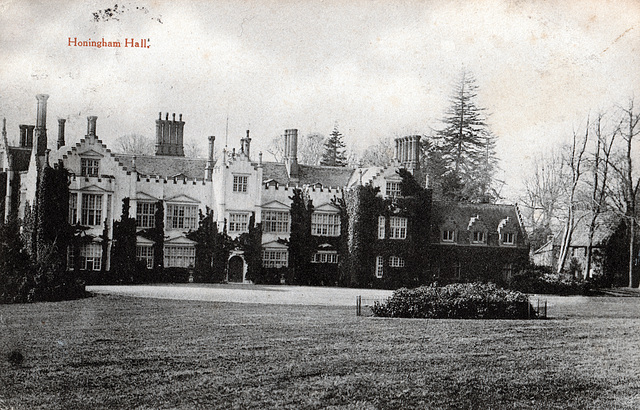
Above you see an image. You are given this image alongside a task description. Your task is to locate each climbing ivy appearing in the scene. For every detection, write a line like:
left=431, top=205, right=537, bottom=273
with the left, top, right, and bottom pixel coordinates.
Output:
left=187, top=208, right=233, bottom=282
left=111, top=198, right=137, bottom=283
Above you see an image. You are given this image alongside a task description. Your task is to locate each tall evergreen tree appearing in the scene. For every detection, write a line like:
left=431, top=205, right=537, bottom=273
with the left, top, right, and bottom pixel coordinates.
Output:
left=320, top=124, right=348, bottom=167
left=438, top=69, right=499, bottom=202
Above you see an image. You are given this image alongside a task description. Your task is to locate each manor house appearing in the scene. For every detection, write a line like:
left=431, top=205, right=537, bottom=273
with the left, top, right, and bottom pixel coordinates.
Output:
left=1, top=95, right=529, bottom=287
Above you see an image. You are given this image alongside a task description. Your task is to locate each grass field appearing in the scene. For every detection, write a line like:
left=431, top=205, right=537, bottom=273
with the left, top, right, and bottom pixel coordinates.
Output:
left=2, top=291, right=640, bottom=409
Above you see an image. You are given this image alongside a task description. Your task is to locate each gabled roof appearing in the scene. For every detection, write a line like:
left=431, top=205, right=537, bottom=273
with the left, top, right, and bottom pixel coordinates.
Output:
left=114, top=153, right=207, bottom=180
left=7, top=147, right=32, bottom=172
left=432, top=201, right=524, bottom=234
left=261, top=162, right=356, bottom=187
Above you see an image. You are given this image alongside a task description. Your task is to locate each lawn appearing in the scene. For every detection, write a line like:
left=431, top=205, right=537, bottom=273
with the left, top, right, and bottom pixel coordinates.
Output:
left=2, top=291, right=640, bottom=409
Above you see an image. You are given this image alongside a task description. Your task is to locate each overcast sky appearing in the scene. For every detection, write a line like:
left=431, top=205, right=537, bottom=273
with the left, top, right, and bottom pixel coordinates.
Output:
left=1, top=0, right=639, bottom=200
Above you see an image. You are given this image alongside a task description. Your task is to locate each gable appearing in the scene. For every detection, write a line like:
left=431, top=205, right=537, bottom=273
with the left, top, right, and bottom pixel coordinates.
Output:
left=262, top=200, right=290, bottom=210
left=78, top=149, right=105, bottom=158
left=76, top=184, right=111, bottom=193
left=262, top=240, right=288, bottom=249
left=135, top=191, right=159, bottom=201
left=314, top=202, right=340, bottom=212
left=165, top=236, right=197, bottom=245
left=164, top=194, right=200, bottom=204
left=136, top=236, right=155, bottom=245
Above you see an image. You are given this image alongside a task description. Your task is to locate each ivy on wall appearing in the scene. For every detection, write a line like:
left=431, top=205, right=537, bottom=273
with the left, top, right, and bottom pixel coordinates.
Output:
left=287, top=188, right=315, bottom=285
left=24, top=162, right=84, bottom=302
left=187, top=208, right=233, bottom=282
left=111, top=198, right=137, bottom=283
left=0, top=172, right=6, bottom=219
left=238, top=212, right=263, bottom=283
left=138, top=199, right=165, bottom=274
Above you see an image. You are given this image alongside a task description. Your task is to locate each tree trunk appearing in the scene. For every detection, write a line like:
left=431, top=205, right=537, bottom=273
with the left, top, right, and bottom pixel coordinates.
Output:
left=631, top=221, right=635, bottom=288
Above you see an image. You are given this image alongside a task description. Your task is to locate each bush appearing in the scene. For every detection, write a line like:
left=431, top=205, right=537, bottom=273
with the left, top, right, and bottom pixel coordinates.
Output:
left=371, top=282, right=535, bottom=319
left=508, top=266, right=589, bottom=295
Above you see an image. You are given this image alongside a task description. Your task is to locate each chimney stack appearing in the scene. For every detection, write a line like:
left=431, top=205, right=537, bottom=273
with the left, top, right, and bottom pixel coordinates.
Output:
left=57, top=118, right=66, bottom=149
left=205, top=135, right=215, bottom=181
left=284, top=129, right=299, bottom=179
left=19, top=125, right=28, bottom=147
left=34, top=94, right=49, bottom=157
left=87, top=116, right=97, bottom=137
left=394, top=135, right=421, bottom=171
left=155, top=112, right=185, bottom=156
left=242, top=130, right=251, bottom=159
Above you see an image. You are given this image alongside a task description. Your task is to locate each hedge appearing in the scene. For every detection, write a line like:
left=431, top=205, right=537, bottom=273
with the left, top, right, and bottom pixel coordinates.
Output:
left=371, top=282, right=535, bottom=319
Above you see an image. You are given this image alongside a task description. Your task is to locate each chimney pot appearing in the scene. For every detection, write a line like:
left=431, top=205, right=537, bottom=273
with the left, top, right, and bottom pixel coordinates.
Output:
left=87, top=116, right=98, bottom=136
left=57, top=118, right=66, bottom=149
left=172, top=113, right=176, bottom=121
left=179, top=114, right=182, bottom=121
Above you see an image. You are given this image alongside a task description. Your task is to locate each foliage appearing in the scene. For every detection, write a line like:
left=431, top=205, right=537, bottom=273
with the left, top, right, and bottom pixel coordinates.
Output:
left=437, top=69, right=499, bottom=203
left=0, top=171, right=6, bottom=218
left=111, top=198, right=137, bottom=283
left=235, top=213, right=263, bottom=283
left=345, top=185, right=382, bottom=287
left=371, top=282, right=534, bottom=319
left=320, top=124, right=347, bottom=167
left=0, top=218, right=32, bottom=303
left=603, top=219, right=640, bottom=287
left=287, top=188, right=315, bottom=284
left=20, top=162, right=86, bottom=302
left=139, top=200, right=165, bottom=275
left=507, top=266, right=591, bottom=295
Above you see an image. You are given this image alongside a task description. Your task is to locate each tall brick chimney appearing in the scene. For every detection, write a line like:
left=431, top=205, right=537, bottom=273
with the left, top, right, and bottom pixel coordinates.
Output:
left=284, top=129, right=299, bottom=180
left=240, top=129, right=252, bottom=159
left=34, top=94, right=49, bottom=157
left=57, top=118, right=66, bottom=148
left=86, top=116, right=97, bottom=137
left=205, top=135, right=215, bottom=180
left=155, top=112, right=185, bottom=156
left=394, top=135, right=421, bottom=171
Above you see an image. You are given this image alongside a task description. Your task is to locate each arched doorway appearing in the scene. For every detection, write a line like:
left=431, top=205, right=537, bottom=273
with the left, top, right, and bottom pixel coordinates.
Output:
left=228, top=255, right=244, bottom=282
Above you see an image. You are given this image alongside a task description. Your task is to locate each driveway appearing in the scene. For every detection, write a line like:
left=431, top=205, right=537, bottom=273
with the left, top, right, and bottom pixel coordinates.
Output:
left=87, top=283, right=393, bottom=306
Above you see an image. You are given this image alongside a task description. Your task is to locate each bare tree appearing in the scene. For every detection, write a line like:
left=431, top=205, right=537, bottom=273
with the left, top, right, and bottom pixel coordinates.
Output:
left=183, top=139, right=205, bottom=158
left=557, top=120, right=590, bottom=274
left=520, top=149, right=569, bottom=231
left=115, top=134, right=155, bottom=156
left=359, top=137, right=395, bottom=167
left=606, top=99, right=640, bottom=287
left=267, top=132, right=326, bottom=165
left=584, top=113, right=618, bottom=278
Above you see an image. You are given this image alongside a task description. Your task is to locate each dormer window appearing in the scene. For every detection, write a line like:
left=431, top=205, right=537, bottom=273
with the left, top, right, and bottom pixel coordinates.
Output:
left=472, top=231, right=486, bottom=244
left=498, top=217, right=517, bottom=246
left=501, top=232, right=515, bottom=245
left=442, top=230, right=455, bottom=242
left=81, top=158, right=99, bottom=177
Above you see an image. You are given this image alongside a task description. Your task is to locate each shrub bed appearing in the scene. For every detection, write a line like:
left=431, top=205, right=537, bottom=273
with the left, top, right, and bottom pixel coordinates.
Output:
left=371, top=282, right=535, bottom=319
left=508, top=266, right=590, bottom=295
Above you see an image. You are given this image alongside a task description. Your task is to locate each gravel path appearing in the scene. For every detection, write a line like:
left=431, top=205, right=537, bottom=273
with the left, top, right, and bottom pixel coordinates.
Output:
left=87, top=284, right=393, bottom=306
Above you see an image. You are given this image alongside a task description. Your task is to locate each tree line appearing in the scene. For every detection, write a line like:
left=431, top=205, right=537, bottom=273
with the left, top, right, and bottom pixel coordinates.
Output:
left=519, top=100, right=639, bottom=286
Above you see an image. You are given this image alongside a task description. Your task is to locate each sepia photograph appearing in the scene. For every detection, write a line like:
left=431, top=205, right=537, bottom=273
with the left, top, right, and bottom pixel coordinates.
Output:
left=1, top=0, right=640, bottom=408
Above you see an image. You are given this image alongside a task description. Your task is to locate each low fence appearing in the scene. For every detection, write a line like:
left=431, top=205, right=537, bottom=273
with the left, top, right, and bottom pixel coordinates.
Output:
left=356, top=295, right=547, bottom=319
